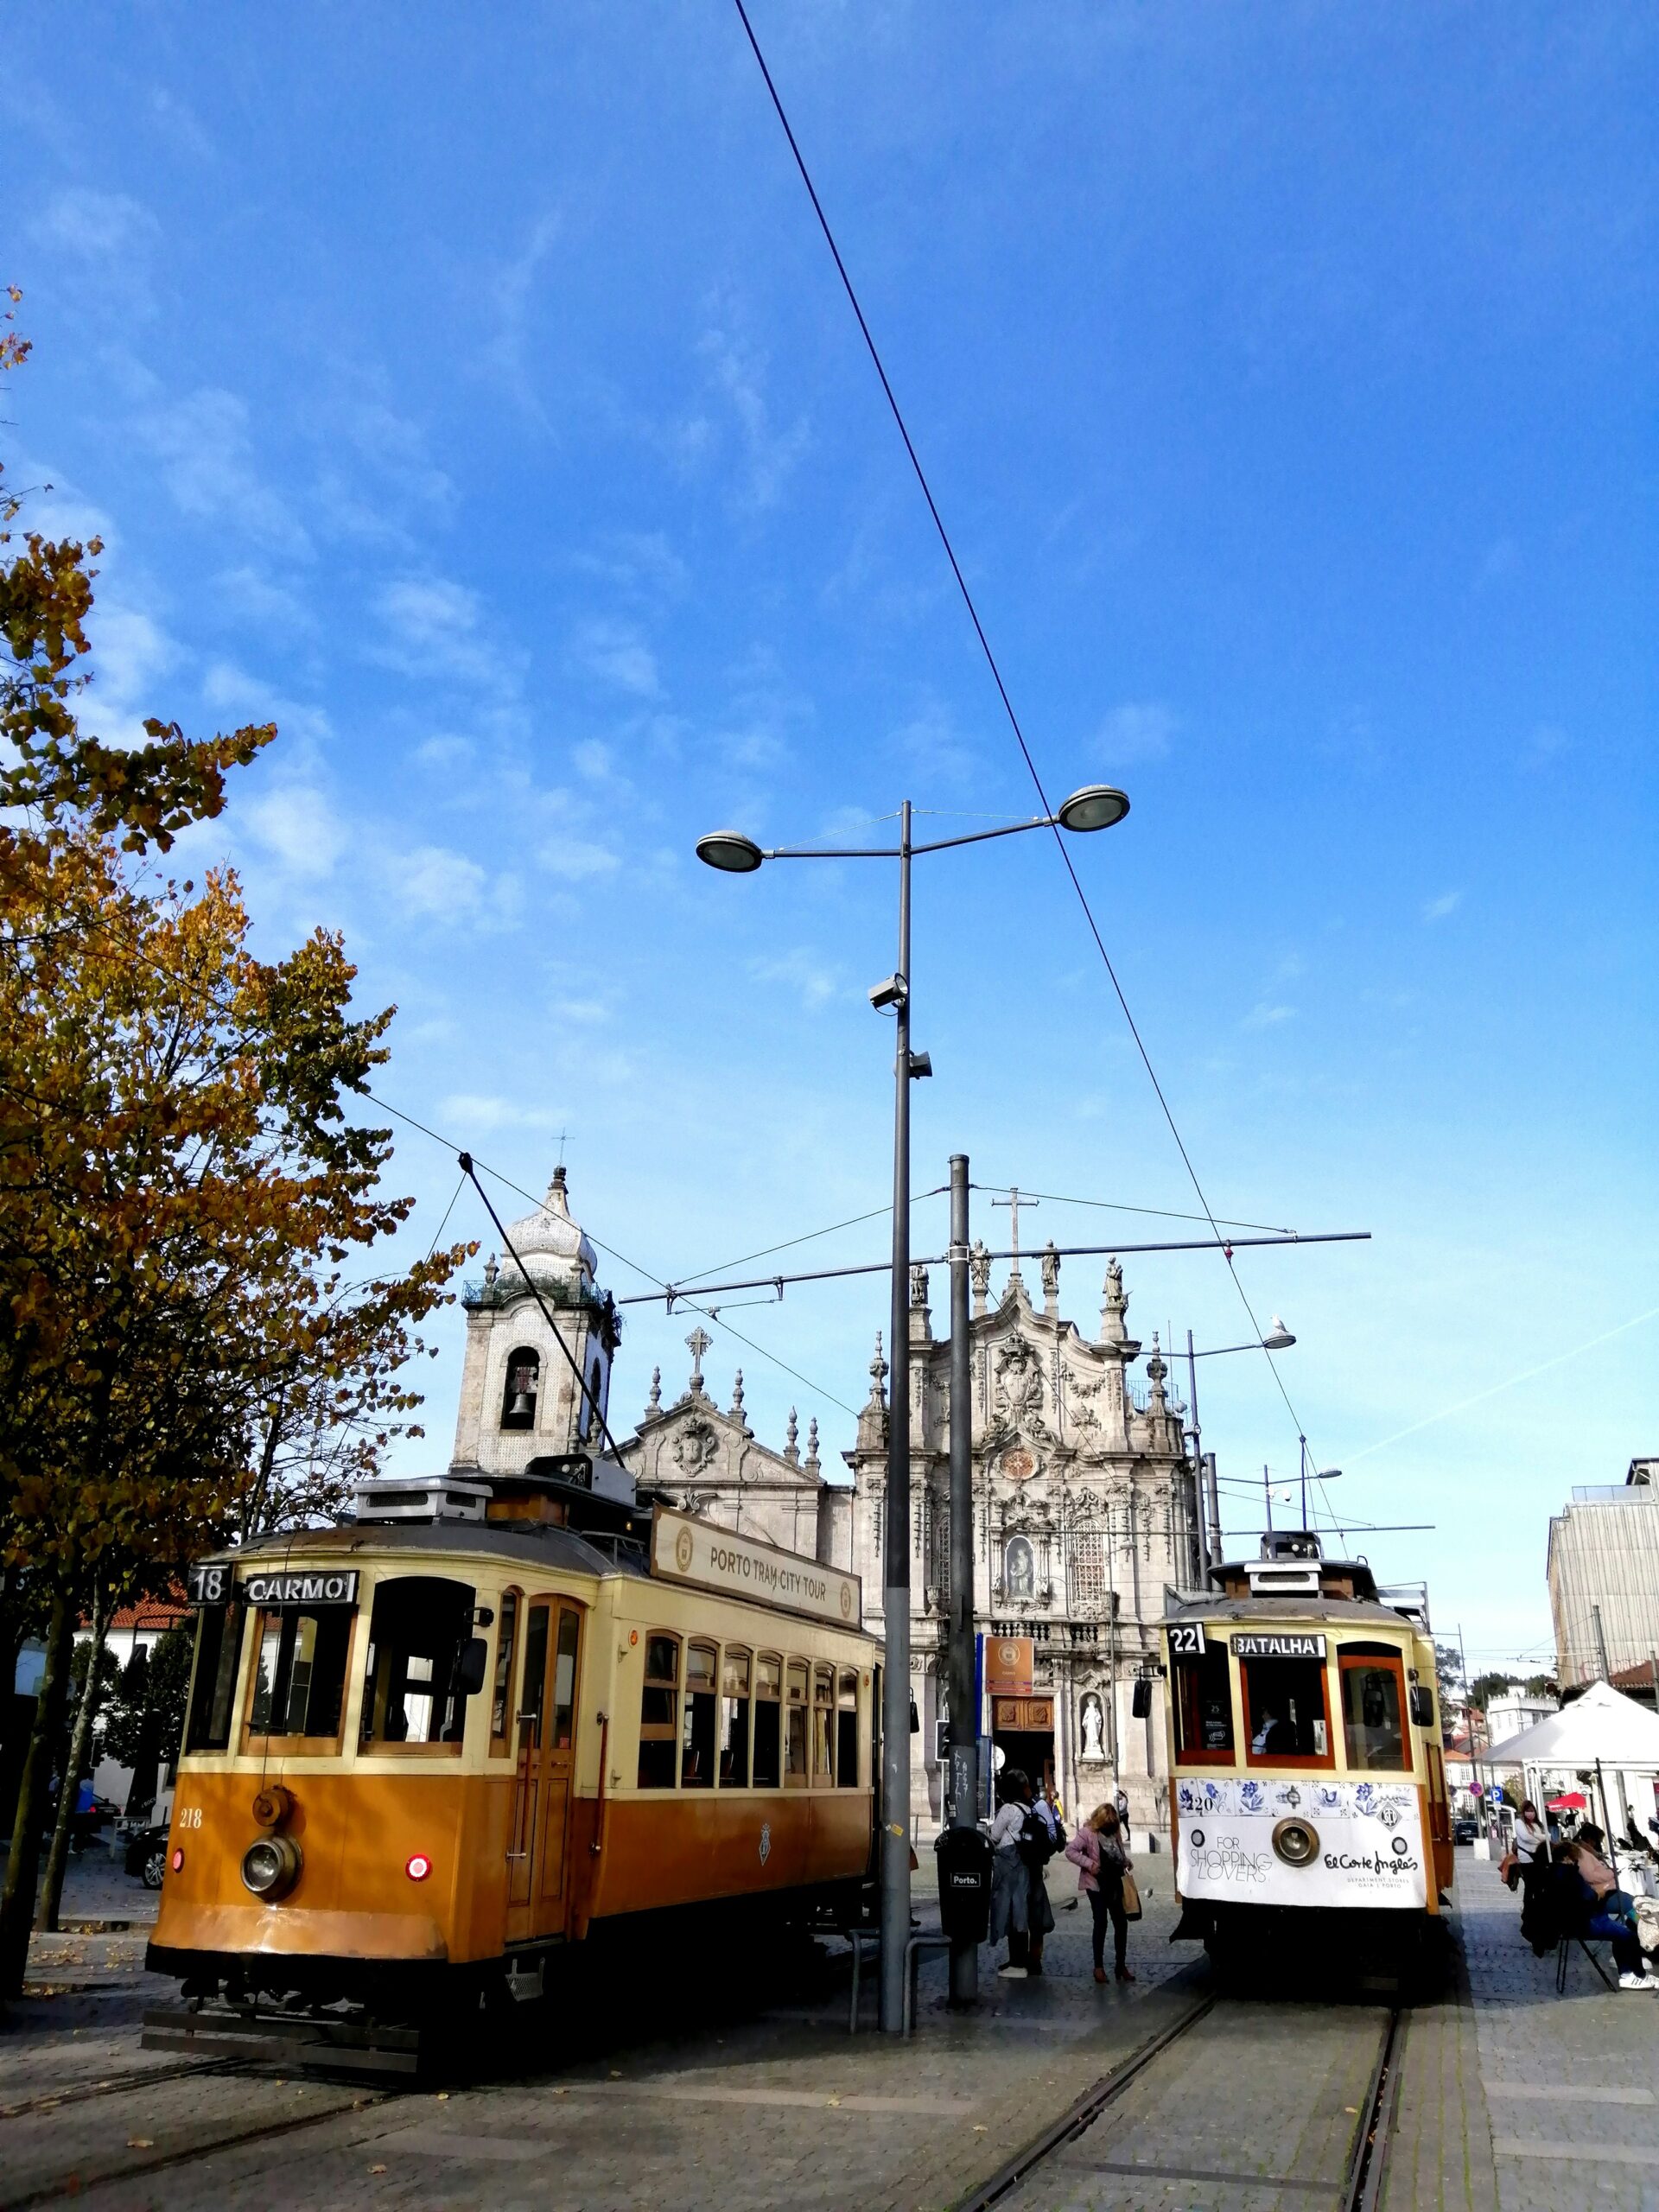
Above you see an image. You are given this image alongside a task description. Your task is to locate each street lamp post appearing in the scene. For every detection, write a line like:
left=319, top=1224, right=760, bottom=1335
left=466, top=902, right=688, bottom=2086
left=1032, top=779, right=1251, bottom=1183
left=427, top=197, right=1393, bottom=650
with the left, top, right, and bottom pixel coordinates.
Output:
left=697, top=784, right=1128, bottom=2031
left=1181, top=1319, right=1297, bottom=1572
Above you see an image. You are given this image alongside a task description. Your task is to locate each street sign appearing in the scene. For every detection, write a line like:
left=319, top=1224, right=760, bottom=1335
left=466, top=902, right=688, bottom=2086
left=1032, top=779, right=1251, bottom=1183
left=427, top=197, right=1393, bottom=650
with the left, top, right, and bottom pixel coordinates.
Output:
left=983, top=1636, right=1034, bottom=1697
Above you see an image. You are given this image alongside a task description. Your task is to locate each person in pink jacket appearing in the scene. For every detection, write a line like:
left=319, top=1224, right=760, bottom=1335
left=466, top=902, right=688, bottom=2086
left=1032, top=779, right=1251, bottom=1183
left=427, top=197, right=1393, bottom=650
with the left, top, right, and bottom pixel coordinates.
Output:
left=1065, top=1802, right=1135, bottom=1984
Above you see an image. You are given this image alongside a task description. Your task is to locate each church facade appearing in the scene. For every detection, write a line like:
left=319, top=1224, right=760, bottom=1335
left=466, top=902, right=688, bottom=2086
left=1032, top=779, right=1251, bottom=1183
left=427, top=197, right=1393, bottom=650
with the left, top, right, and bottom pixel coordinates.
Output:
left=448, top=1171, right=1197, bottom=1834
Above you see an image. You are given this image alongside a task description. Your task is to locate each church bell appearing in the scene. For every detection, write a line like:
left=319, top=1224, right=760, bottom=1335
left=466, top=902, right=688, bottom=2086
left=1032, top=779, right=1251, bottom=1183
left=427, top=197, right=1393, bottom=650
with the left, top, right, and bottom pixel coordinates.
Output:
left=507, top=1388, right=535, bottom=1422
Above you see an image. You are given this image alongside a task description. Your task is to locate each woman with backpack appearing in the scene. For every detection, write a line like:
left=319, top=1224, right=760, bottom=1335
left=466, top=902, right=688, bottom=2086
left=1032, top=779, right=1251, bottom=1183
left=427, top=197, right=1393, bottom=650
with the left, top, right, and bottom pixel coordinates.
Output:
left=988, top=1769, right=1033, bottom=1978
left=1065, top=1800, right=1136, bottom=1984
left=1022, top=1782, right=1061, bottom=1975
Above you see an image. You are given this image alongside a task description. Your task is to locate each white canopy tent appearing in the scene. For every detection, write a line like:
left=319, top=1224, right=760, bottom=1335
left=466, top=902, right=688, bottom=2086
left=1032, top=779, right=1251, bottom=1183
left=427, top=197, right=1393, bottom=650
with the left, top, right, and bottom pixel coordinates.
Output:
left=1486, top=1681, right=1659, bottom=1853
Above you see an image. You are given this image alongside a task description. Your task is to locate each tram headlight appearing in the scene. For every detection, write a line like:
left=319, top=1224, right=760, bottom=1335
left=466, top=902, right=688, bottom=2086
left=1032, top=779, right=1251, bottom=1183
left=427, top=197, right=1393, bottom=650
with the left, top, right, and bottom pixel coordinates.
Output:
left=1270, top=1816, right=1320, bottom=1868
left=241, top=1833, right=303, bottom=1900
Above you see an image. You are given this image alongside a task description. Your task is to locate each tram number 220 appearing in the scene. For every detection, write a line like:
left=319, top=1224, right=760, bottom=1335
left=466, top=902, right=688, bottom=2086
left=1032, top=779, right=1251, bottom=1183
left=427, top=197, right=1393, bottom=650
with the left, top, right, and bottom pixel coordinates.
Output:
left=1168, top=1624, right=1207, bottom=1656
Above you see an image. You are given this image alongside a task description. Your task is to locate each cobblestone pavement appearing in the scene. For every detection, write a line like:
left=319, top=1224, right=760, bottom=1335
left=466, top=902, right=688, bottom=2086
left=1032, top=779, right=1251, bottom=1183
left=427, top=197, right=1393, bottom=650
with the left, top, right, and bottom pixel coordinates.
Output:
left=7, top=1853, right=1651, bottom=2212
left=1455, top=1855, right=1659, bottom=2211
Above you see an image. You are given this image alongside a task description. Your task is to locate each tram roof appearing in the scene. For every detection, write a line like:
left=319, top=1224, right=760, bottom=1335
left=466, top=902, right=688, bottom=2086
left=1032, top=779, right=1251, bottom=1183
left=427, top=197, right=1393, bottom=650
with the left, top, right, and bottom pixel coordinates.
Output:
left=209, top=1518, right=650, bottom=1581
left=1166, top=1594, right=1423, bottom=1633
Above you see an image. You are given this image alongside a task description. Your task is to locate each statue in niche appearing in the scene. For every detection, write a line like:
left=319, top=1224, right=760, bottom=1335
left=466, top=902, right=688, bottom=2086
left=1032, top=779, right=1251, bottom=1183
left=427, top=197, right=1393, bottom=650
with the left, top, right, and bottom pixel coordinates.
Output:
left=1081, top=1692, right=1106, bottom=1761
left=969, top=1240, right=992, bottom=1300
left=1005, top=1535, right=1035, bottom=1601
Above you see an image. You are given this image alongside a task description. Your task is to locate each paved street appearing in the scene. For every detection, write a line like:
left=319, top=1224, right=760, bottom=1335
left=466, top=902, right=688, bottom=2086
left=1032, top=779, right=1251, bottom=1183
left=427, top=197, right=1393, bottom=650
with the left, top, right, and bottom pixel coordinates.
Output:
left=3, top=1855, right=1657, bottom=2211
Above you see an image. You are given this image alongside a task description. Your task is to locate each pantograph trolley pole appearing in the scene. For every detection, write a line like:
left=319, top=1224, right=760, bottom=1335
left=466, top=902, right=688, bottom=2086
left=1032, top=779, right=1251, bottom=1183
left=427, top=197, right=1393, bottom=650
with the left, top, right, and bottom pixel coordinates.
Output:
left=945, top=1152, right=977, bottom=2005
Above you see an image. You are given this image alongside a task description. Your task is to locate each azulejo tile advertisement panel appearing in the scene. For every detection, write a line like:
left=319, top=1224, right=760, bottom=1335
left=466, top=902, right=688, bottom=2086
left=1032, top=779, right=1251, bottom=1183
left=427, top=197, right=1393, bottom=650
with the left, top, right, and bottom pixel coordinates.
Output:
left=1174, top=1777, right=1428, bottom=1910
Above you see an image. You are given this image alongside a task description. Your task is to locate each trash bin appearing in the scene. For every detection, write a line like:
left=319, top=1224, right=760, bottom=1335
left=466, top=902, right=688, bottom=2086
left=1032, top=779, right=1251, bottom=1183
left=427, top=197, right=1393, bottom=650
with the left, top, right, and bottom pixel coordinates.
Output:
left=935, top=1823, right=994, bottom=1943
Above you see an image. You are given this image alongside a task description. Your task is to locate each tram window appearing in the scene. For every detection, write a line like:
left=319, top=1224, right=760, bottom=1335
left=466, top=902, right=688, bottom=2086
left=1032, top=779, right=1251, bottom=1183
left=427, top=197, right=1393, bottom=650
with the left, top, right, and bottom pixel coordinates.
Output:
left=1241, top=1657, right=1331, bottom=1765
left=638, top=1633, right=680, bottom=1789
left=490, top=1590, right=520, bottom=1751
left=186, top=1605, right=245, bottom=1752
left=836, top=1668, right=859, bottom=1788
left=1338, top=1647, right=1408, bottom=1773
left=720, top=1648, right=751, bottom=1786
left=811, top=1663, right=835, bottom=1785
left=551, top=1607, right=580, bottom=1750
left=753, top=1653, right=782, bottom=1788
left=1173, top=1643, right=1234, bottom=1762
left=682, top=1640, right=717, bottom=1788
left=248, top=1606, right=351, bottom=1741
left=359, top=1577, right=479, bottom=1749
left=785, top=1660, right=809, bottom=1785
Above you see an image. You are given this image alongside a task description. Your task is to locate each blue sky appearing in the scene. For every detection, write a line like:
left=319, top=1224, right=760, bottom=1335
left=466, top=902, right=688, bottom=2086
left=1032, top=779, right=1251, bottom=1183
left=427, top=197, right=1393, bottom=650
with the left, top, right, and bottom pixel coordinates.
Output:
left=10, top=3, right=1656, bottom=1675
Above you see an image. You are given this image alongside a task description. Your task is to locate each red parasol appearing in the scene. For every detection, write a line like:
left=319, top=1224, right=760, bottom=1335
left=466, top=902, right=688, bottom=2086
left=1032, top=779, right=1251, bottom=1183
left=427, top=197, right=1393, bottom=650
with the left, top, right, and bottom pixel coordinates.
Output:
left=1547, top=1792, right=1587, bottom=1811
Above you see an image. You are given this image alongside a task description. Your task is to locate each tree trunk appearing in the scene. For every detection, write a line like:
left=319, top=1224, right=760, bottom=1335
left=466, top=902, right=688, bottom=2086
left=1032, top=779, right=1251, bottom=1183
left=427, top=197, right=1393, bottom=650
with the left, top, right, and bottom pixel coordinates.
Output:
left=0, top=1589, right=73, bottom=2002
left=39, top=1588, right=111, bottom=1934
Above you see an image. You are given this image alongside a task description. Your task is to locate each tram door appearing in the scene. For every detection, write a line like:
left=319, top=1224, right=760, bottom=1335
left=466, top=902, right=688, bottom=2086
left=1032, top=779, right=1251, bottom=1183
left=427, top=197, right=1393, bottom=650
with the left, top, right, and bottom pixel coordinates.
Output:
left=506, top=1599, right=583, bottom=1942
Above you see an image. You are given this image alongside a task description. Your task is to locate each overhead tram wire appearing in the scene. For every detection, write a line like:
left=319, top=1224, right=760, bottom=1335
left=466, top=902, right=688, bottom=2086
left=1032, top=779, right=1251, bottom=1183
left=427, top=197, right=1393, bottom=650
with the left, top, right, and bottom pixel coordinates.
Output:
left=671, top=1186, right=947, bottom=1290
left=730, top=0, right=1330, bottom=1474
left=971, top=1180, right=1297, bottom=1237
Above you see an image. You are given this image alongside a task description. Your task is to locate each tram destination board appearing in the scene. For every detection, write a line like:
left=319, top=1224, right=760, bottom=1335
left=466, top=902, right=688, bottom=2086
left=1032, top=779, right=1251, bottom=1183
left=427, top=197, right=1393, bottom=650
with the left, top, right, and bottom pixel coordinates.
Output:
left=650, top=1507, right=861, bottom=1629
left=1231, top=1631, right=1325, bottom=1659
left=186, top=1562, right=359, bottom=1607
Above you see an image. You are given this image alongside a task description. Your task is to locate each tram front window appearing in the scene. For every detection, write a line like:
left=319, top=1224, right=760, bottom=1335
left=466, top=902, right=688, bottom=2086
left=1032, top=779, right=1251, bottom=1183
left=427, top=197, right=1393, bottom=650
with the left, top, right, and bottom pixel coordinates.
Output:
left=187, top=1604, right=245, bottom=1752
left=1173, top=1643, right=1234, bottom=1762
left=360, top=1576, right=478, bottom=1748
left=682, top=1640, right=717, bottom=1787
left=1242, top=1656, right=1330, bottom=1764
left=1339, top=1646, right=1408, bottom=1773
left=720, top=1649, right=751, bottom=1785
left=249, top=1605, right=351, bottom=1741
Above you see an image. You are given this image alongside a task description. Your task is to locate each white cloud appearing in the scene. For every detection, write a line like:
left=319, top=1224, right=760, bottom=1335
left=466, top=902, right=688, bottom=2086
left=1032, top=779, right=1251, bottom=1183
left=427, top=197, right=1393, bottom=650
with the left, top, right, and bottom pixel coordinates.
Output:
left=243, top=785, right=347, bottom=880
left=373, top=576, right=516, bottom=694
left=893, top=696, right=976, bottom=782
left=440, top=1092, right=568, bottom=1134
left=538, top=833, right=620, bottom=883
left=213, top=565, right=313, bottom=633
left=1243, top=1001, right=1296, bottom=1030
left=85, top=603, right=179, bottom=748
left=1097, top=700, right=1176, bottom=766
left=570, top=531, right=689, bottom=601
left=550, top=996, right=612, bottom=1026
left=1421, top=891, right=1462, bottom=923
left=33, top=188, right=160, bottom=262
left=139, top=388, right=310, bottom=556
left=696, top=316, right=809, bottom=512
left=569, top=617, right=660, bottom=699
left=750, top=950, right=842, bottom=1009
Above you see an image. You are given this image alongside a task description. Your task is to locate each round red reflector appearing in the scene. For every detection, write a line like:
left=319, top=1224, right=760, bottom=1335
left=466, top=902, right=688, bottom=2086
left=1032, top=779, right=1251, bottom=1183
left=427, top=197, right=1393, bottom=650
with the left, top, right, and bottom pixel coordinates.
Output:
left=405, top=1853, right=432, bottom=1882
left=170, top=1847, right=184, bottom=1872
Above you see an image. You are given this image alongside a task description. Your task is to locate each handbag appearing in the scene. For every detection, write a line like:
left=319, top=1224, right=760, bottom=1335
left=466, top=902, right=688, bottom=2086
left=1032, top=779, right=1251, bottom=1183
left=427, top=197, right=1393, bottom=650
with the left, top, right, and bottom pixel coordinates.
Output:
left=1120, top=1869, right=1143, bottom=1922
left=1498, top=1852, right=1519, bottom=1890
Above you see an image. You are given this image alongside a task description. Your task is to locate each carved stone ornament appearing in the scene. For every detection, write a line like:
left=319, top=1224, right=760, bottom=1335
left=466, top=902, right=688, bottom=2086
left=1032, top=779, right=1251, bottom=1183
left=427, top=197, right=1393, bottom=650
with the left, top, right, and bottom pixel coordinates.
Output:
left=993, top=1334, right=1050, bottom=1436
left=672, top=1419, right=719, bottom=1476
left=969, top=1240, right=992, bottom=1297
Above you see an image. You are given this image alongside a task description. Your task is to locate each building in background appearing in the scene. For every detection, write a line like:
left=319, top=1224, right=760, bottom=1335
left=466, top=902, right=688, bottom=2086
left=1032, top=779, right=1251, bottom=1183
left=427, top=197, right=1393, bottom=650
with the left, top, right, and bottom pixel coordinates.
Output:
left=1548, top=1459, right=1659, bottom=1689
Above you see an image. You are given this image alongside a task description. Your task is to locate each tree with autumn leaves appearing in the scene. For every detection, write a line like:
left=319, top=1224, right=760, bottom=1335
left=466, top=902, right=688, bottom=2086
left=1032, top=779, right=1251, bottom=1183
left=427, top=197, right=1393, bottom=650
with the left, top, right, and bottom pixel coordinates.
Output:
left=0, top=298, right=471, bottom=1995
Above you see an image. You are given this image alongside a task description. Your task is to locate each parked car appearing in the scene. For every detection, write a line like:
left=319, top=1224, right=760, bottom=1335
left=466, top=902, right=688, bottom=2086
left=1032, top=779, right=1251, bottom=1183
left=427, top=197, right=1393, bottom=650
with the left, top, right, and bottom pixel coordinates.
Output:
left=124, top=1822, right=169, bottom=1890
left=1452, top=1815, right=1478, bottom=1846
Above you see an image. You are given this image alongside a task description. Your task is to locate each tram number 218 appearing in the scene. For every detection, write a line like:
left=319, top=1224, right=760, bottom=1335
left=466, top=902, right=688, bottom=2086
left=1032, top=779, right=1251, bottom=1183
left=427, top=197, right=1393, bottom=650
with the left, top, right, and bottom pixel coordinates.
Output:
left=1167, top=1624, right=1207, bottom=1656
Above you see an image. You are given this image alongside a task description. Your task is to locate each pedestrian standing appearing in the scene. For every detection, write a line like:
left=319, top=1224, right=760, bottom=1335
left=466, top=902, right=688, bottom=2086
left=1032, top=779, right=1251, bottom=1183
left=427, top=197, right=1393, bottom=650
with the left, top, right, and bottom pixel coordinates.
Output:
left=988, top=1770, right=1032, bottom=1979
left=1022, top=1782, right=1061, bottom=1976
left=1115, top=1782, right=1132, bottom=1849
left=1065, top=1802, right=1135, bottom=1984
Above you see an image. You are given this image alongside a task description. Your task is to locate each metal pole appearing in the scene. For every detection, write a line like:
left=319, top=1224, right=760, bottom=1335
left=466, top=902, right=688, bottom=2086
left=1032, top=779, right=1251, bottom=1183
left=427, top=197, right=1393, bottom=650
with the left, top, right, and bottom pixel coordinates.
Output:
left=1263, top=1465, right=1273, bottom=1535
left=1299, top=1436, right=1307, bottom=1531
left=1205, top=1455, right=1222, bottom=1573
left=946, top=1153, right=977, bottom=2006
left=1592, top=1603, right=1611, bottom=1683
left=880, top=799, right=913, bottom=2033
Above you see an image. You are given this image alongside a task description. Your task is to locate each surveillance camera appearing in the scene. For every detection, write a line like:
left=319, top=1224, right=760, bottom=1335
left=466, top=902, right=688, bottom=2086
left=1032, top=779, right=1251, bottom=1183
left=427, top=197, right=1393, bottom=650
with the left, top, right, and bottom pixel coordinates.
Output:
left=868, top=973, right=907, bottom=1012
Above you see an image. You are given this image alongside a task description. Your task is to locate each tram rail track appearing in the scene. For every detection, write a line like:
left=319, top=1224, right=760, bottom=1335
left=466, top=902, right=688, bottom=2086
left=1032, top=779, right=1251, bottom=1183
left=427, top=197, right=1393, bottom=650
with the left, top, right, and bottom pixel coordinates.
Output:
left=950, top=1993, right=1408, bottom=2212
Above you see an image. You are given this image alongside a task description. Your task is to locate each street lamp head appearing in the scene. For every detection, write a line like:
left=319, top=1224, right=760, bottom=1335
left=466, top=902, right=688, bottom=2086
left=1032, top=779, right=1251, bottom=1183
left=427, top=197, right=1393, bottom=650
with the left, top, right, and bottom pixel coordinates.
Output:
left=1262, top=1317, right=1296, bottom=1351
left=1056, top=783, right=1131, bottom=834
left=696, top=830, right=765, bottom=874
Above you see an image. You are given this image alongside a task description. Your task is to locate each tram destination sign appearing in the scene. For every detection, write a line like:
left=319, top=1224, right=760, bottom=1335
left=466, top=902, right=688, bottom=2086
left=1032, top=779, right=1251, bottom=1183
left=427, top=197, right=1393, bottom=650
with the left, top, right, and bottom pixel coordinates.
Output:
left=1231, top=1632, right=1325, bottom=1660
left=186, top=1562, right=359, bottom=1608
left=650, top=1508, right=862, bottom=1630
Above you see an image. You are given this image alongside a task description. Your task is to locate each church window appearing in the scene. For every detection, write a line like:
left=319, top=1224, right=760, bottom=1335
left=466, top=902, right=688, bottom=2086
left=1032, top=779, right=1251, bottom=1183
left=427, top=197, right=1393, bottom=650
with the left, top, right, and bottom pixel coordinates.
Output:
left=501, top=1349, right=539, bottom=1430
left=753, top=1652, right=782, bottom=1786
left=1071, top=1531, right=1105, bottom=1612
left=1006, top=1536, right=1035, bottom=1603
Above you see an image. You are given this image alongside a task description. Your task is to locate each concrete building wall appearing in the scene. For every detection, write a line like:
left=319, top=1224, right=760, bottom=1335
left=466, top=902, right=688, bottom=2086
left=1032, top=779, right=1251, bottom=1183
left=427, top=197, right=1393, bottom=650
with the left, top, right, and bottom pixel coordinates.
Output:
left=1548, top=1475, right=1659, bottom=1687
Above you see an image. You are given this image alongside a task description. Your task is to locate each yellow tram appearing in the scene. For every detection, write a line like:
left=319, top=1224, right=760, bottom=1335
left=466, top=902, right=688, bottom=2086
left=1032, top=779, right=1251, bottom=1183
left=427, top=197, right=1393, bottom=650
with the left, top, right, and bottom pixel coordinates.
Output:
left=144, top=1463, right=877, bottom=2065
left=1160, top=1533, right=1454, bottom=1979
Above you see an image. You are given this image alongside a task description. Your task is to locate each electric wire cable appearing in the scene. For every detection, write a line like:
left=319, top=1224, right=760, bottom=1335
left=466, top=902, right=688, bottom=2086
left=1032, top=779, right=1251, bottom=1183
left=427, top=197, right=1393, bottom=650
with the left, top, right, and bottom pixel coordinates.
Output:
left=730, top=0, right=1327, bottom=1471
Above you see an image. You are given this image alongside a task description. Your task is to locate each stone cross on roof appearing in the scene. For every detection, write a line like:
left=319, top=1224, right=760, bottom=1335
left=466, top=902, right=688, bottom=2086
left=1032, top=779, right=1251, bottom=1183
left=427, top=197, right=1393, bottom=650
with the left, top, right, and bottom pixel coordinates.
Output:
left=993, top=1185, right=1038, bottom=1274
left=685, top=1325, right=712, bottom=1393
